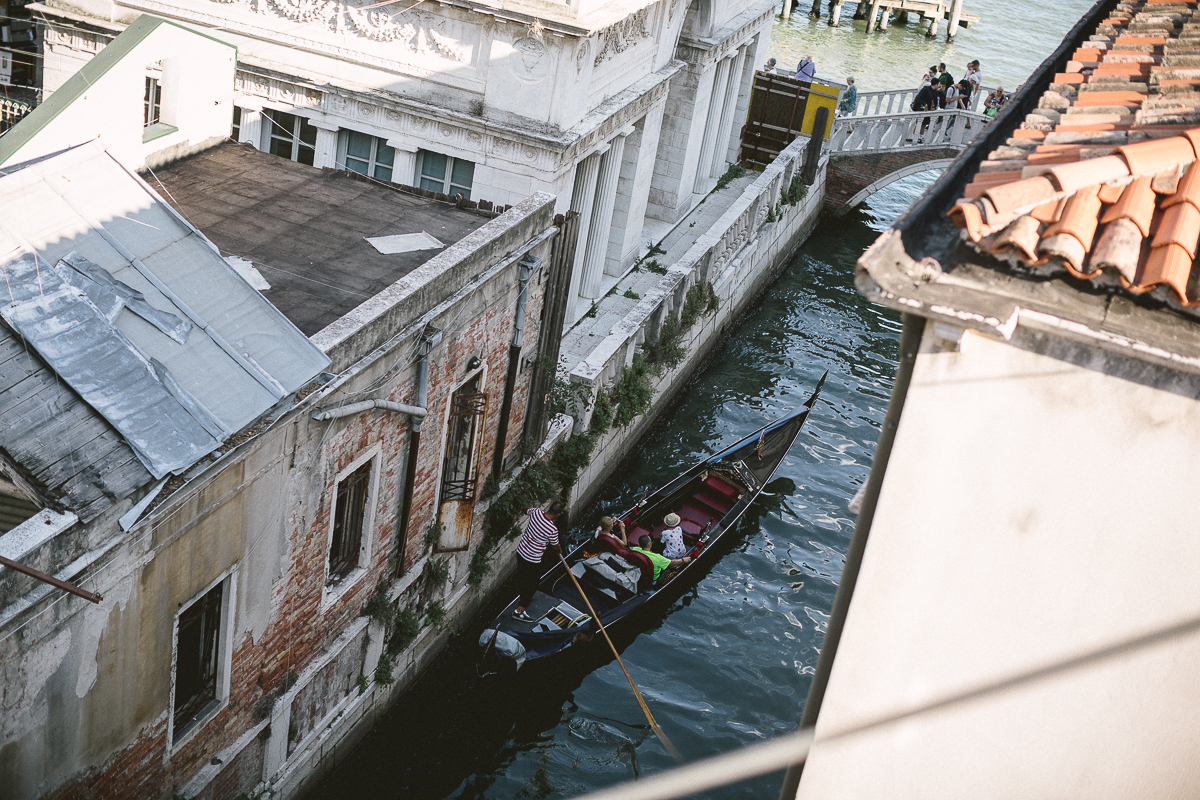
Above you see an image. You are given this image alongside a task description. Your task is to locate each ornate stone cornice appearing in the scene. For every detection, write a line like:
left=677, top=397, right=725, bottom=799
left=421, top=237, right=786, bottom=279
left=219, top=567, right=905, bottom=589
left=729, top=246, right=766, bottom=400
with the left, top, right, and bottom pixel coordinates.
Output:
left=593, top=6, right=652, bottom=66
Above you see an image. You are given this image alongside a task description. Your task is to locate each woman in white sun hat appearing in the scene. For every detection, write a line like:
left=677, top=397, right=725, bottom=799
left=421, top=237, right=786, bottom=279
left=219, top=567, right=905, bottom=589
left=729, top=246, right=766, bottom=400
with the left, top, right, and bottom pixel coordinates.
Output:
left=660, top=513, right=687, bottom=559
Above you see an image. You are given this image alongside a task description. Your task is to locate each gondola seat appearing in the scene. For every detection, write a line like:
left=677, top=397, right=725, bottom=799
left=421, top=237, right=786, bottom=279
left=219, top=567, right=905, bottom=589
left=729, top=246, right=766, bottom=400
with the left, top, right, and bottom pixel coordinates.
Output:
left=595, top=532, right=655, bottom=589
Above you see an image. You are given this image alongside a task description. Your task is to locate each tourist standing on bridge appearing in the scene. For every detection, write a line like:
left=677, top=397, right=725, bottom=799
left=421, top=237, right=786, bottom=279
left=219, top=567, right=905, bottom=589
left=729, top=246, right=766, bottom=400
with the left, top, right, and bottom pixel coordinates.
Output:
left=920, top=66, right=937, bottom=89
left=936, top=63, right=954, bottom=108
left=966, top=60, right=982, bottom=104
left=838, top=76, right=857, bottom=117
left=764, top=57, right=777, bottom=73
left=795, top=55, right=816, bottom=81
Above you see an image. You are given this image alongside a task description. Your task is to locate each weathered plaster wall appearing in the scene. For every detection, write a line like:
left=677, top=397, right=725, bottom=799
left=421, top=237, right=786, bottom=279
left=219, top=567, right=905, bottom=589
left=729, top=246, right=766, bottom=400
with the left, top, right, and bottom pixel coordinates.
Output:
left=797, top=323, right=1200, bottom=798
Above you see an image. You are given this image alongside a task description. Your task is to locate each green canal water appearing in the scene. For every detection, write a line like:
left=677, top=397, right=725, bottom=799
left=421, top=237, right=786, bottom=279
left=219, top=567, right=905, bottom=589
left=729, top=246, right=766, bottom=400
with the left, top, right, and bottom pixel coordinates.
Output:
left=307, top=3, right=1096, bottom=797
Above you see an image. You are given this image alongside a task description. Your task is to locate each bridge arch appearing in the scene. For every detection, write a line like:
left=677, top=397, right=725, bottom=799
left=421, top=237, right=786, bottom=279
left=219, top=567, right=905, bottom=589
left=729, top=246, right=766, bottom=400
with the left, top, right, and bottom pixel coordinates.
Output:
left=824, top=148, right=960, bottom=212
left=841, top=158, right=956, bottom=211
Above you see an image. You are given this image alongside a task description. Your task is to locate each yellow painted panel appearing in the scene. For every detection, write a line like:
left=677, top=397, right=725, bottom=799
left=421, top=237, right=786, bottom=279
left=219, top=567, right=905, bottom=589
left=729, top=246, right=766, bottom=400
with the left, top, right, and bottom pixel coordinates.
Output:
left=802, top=81, right=839, bottom=140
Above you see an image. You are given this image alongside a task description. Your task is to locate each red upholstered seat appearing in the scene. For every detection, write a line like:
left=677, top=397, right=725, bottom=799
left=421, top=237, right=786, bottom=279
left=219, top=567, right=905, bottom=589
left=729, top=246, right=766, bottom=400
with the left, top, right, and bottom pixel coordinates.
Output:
left=703, top=475, right=739, bottom=501
left=595, top=533, right=653, bottom=586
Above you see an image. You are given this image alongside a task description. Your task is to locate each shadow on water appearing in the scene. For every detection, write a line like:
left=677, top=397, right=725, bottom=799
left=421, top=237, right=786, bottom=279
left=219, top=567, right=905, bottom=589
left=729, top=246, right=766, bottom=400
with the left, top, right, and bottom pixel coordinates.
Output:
left=306, top=174, right=941, bottom=800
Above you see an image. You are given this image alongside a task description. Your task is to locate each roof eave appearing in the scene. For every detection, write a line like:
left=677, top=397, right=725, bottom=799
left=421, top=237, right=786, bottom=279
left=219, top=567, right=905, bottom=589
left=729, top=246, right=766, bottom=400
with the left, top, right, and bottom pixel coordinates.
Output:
left=858, top=227, right=1200, bottom=379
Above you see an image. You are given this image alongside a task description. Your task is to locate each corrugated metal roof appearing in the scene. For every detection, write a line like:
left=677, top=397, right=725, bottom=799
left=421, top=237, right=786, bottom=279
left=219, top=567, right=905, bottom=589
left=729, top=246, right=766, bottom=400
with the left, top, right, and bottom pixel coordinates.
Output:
left=0, top=142, right=330, bottom=481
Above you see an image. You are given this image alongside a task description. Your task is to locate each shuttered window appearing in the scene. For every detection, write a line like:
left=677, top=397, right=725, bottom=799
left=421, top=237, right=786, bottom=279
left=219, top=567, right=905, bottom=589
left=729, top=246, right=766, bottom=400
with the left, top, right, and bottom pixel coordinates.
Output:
left=440, top=381, right=487, bottom=502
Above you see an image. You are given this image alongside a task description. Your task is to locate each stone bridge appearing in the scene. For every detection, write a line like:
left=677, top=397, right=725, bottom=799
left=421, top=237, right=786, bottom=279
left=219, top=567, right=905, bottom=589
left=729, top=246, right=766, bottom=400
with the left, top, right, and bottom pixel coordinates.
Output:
left=823, top=88, right=992, bottom=213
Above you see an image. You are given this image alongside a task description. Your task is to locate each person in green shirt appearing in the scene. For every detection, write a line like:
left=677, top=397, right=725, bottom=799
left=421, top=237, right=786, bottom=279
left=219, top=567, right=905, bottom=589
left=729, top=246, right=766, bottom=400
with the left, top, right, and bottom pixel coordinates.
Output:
left=631, top=535, right=692, bottom=582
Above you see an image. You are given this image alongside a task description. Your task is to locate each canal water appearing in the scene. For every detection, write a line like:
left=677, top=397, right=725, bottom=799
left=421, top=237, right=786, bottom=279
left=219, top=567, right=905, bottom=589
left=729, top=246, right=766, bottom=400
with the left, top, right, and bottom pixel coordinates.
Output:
left=308, top=4, right=1096, bottom=798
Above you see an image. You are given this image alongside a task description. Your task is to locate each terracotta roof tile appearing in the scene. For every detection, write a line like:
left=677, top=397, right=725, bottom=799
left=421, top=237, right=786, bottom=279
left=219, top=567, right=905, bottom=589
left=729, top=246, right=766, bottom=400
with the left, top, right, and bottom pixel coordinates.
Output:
left=949, top=0, right=1200, bottom=308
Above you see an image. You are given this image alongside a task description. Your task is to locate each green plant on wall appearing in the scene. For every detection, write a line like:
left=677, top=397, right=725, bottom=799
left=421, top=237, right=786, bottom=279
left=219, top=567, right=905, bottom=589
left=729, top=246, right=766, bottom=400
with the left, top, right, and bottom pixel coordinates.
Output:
left=424, top=557, right=450, bottom=588
left=424, top=521, right=444, bottom=551
left=715, top=162, right=747, bottom=191
left=386, top=607, right=422, bottom=658
left=610, top=354, right=655, bottom=428
left=426, top=599, right=450, bottom=631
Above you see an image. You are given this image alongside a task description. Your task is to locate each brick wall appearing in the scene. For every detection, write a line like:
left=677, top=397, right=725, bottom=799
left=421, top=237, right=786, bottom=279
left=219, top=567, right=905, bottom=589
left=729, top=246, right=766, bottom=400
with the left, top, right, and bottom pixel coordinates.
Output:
left=825, top=147, right=959, bottom=211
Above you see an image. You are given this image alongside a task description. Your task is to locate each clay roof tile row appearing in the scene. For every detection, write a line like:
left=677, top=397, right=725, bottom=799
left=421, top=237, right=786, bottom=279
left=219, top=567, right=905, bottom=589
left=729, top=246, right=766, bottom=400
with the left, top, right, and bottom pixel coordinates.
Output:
left=948, top=0, right=1200, bottom=308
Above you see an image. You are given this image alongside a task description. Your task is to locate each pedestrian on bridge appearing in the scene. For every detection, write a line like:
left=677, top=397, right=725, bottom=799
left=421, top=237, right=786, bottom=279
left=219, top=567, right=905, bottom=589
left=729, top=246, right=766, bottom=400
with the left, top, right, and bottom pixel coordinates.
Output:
left=795, top=55, right=816, bottom=81
left=838, top=76, right=857, bottom=117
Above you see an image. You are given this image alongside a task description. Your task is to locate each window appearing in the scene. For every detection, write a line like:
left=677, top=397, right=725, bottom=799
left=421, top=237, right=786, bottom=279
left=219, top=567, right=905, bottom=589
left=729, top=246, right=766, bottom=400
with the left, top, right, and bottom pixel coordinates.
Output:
left=231, top=106, right=242, bottom=141
left=418, top=149, right=474, bottom=198
left=329, top=460, right=371, bottom=582
left=173, top=580, right=224, bottom=742
left=264, top=109, right=317, bottom=166
left=144, top=76, right=161, bottom=127
left=339, top=130, right=395, bottom=181
left=440, top=376, right=487, bottom=503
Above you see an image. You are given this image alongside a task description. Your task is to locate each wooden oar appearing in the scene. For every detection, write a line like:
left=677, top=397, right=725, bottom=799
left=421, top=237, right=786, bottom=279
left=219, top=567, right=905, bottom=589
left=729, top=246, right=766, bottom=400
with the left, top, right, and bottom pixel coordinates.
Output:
left=558, top=552, right=683, bottom=762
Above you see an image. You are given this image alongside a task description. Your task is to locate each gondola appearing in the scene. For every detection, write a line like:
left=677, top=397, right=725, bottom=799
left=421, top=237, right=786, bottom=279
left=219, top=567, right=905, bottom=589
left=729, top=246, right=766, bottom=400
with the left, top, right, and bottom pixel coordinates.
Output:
left=478, top=373, right=826, bottom=674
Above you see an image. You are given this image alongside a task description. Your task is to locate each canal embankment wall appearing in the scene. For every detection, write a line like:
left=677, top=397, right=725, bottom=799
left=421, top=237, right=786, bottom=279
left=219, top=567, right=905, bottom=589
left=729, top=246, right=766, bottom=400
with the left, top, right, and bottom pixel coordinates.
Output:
left=566, top=134, right=826, bottom=510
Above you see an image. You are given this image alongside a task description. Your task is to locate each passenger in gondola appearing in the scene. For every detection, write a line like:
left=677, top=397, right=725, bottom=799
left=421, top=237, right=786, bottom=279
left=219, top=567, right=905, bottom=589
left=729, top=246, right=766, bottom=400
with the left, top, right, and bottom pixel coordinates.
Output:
left=631, top=534, right=691, bottom=583
left=660, top=513, right=687, bottom=559
left=595, top=515, right=628, bottom=546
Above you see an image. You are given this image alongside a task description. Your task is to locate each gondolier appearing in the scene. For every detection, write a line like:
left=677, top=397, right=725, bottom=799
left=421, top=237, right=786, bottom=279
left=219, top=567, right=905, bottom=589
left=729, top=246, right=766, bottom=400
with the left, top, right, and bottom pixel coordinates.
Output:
left=511, top=501, right=565, bottom=622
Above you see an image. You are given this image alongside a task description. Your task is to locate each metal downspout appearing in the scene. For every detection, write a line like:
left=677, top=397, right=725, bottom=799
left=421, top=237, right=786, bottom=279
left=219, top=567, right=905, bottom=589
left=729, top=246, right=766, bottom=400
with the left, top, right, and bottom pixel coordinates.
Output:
left=492, top=255, right=542, bottom=478
left=397, top=333, right=434, bottom=572
left=778, top=311, right=924, bottom=800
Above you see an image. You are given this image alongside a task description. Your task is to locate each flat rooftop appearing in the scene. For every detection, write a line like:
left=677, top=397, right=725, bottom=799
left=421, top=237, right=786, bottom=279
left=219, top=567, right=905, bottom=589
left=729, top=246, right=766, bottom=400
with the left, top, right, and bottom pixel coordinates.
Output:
left=153, top=142, right=490, bottom=335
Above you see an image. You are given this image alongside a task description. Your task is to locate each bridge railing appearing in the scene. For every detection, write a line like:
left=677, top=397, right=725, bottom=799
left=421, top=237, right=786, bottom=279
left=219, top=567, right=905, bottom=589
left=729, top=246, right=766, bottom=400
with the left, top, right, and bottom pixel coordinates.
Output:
left=851, top=85, right=997, bottom=116
left=829, top=108, right=990, bottom=154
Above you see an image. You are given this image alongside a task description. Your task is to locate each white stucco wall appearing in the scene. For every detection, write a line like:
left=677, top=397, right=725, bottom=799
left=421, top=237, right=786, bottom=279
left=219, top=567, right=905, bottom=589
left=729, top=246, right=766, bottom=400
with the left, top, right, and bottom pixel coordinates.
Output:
left=2, top=18, right=234, bottom=171
left=797, top=322, right=1200, bottom=798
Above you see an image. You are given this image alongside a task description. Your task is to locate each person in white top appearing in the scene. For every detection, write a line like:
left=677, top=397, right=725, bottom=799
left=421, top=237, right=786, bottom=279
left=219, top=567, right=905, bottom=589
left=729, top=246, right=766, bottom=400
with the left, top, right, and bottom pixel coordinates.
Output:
left=595, top=515, right=628, bottom=546
left=660, top=513, right=688, bottom=560
left=965, top=60, right=982, bottom=104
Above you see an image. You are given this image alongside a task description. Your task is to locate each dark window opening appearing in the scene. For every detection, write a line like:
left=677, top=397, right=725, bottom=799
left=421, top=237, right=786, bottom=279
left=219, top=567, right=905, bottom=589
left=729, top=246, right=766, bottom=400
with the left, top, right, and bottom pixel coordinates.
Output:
left=440, top=376, right=487, bottom=503
left=173, top=581, right=223, bottom=740
left=343, top=130, right=395, bottom=182
left=329, top=460, right=371, bottom=581
left=231, top=106, right=242, bottom=141
left=418, top=149, right=474, bottom=199
left=144, top=77, right=162, bottom=127
left=264, top=109, right=317, bottom=166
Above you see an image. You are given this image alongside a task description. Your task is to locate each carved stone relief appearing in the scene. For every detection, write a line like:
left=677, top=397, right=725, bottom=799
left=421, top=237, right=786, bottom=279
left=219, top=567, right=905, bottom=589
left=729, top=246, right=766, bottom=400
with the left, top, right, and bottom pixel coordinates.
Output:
left=575, top=38, right=590, bottom=74
left=594, top=7, right=652, bottom=66
left=197, top=0, right=474, bottom=64
left=511, top=37, right=550, bottom=82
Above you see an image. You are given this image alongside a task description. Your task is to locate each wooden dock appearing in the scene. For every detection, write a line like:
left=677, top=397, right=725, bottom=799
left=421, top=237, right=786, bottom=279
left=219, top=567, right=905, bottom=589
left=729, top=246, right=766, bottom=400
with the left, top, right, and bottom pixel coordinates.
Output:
left=782, top=0, right=979, bottom=40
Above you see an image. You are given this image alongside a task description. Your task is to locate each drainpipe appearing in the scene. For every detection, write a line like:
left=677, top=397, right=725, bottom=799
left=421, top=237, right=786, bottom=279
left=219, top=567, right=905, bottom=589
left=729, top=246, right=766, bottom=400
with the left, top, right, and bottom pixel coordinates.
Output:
left=396, top=329, right=438, bottom=571
left=492, top=254, right=543, bottom=479
left=311, top=399, right=427, bottom=421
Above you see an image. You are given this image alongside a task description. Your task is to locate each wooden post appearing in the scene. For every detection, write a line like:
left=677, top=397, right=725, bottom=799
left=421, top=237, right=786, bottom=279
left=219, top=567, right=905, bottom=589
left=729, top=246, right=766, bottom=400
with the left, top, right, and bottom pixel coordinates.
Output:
left=947, top=0, right=963, bottom=40
left=781, top=0, right=791, bottom=21
left=926, top=11, right=939, bottom=37
left=896, top=8, right=908, bottom=23
left=829, top=0, right=844, bottom=25
left=865, top=0, right=881, bottom=32
left=879, top=3, right=891, bottom=29
left=853, top=0, right=866, bottom=19
left=809, top=0, right=821, bottom=18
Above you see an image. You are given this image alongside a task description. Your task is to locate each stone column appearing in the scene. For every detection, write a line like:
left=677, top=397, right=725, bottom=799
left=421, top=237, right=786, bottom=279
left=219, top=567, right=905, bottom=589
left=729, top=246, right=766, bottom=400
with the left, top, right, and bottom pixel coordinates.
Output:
left=711, top=45, right=748, bottom=181
left=693, top=55, right=732, bottom=193
left=580, top=134, right=626, bottom=298
left=311, top=121, right=339, bottom=170
left=387, top=139, right=421, bottom=186
left=567, top=151, right=603, bottom=319
left=237, top=105, right=263, bottom=150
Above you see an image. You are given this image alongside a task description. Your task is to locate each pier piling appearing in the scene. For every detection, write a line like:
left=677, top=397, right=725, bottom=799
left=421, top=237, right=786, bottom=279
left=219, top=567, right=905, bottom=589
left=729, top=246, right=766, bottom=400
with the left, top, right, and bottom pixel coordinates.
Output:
left=828, top=0, right=844, bottom=26
left=947, top=0, right=963, bottom=39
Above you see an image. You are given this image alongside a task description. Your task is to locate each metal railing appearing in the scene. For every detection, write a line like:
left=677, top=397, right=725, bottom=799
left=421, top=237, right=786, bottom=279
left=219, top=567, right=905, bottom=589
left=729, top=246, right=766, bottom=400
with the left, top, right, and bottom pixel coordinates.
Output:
left=829, top=108, right=990, bottom=154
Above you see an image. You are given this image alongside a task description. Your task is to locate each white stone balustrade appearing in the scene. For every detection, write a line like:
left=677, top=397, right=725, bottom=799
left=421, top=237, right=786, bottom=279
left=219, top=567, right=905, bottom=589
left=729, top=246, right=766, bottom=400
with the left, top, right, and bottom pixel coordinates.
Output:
left=850, top=85, right=997, bottom=116
left=568, top=135, right=813, bottom=432
left=829, top=108, right=990, bottom=154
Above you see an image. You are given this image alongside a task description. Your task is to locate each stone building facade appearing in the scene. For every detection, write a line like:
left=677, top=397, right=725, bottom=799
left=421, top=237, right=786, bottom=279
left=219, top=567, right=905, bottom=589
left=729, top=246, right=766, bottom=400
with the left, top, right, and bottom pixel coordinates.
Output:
left=33, top=0, right=773, bottom=322
left=0, top=131, right=567, bottom=798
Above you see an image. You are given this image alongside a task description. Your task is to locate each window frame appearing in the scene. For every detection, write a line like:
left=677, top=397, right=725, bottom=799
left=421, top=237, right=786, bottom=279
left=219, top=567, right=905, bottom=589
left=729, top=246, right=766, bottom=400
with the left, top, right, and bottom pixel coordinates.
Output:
left=336, top=129, right=396, bottom=182
left=168, top=568, right=236, bottom=752
left=262, top=109, right=317, bottom=166
left=322, top=445, right=381, bottom=609
left=144, top=75, right=162, bottom=128
left=416, top=149, right=474, bottom=199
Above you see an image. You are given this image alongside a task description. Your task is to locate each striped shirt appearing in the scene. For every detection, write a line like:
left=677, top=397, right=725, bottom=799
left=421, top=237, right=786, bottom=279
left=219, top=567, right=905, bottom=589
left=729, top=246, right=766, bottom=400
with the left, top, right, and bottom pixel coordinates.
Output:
left=516, top=507, right=559, bottom=563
